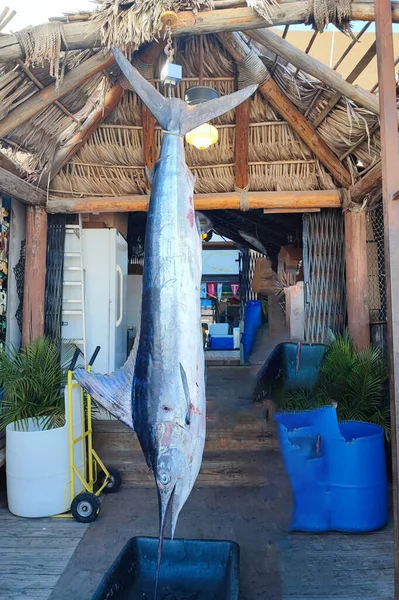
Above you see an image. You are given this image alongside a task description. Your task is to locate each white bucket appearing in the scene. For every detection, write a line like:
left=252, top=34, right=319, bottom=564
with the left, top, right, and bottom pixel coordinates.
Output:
left=6, top=383, right=85, bottom=518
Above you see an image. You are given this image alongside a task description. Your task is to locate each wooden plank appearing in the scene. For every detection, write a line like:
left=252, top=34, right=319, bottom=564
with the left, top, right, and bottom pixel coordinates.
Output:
left=21, top=207, right=47, bottom=346
left=247, top=28, right=383, bottom=119
left=2, top=4, right=399, bottom=63
left=313, top=41, right=377, bottom=128
left=47, top=190, right=342, bottom=213
left=374, top=2, right=399, bottom=598
left=350, top=162, right=382, bottom=203
left=218, top=32, right=352, bottom=188
left=0, top=51, right=114, bottom=139
left=235, top=98, right=250, bottom=189
left=0, top=165, right=46, bottom=205
left=344, top=210, right=370, bottom=349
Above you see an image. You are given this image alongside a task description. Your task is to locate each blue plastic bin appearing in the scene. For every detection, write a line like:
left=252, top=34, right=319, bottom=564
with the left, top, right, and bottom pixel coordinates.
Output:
left=210, top=336, right=234, bottom=350
left=275, top=407, right=388, bottom=532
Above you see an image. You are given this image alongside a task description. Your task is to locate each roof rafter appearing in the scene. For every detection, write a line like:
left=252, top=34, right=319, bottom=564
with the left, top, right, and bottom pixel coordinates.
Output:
left=0, top=51, right=115, bottom=139
left=218, top=31, right=352, bottom=188
left=312, top=40, right=377, bottom=128
left=247, top=28, right=384, bottom=119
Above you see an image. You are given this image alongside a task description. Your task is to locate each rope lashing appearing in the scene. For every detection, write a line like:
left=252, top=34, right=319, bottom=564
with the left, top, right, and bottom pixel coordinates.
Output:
left=235, top=184, right=250, bottom=211
left=236, top=50, right=271, bottom=90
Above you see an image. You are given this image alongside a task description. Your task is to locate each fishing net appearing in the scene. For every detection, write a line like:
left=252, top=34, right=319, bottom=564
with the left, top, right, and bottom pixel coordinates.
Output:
left=13, top=240, right=25, bottom=333
left=15, top=22, right=67, bottom=86
left=306, top=0, right=352, bottom=32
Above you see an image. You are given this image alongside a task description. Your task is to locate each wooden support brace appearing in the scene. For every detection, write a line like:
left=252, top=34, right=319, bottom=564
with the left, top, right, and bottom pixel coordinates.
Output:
left=21, top=206, right=47, bottom=346
left=218, top=32, right=352, bottom=188
left=349, top=162, right=382, bottom=204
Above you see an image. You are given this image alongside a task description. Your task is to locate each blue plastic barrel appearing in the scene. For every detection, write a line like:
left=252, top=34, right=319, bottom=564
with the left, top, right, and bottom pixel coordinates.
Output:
left=323, top=421, right=388, bottom=532
left=274, top=407, right=388, bottom=533
left=241, top=332, right=250, bottom=363
left=242, top=301, right=262, bottom=362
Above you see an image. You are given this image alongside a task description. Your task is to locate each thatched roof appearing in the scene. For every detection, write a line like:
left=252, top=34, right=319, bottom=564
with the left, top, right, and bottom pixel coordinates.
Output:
left=0, top=0, right=387, bottom=251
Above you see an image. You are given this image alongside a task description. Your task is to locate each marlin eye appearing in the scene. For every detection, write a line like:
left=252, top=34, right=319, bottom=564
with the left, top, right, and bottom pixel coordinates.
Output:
left=159, top=472, right=170, bottom=485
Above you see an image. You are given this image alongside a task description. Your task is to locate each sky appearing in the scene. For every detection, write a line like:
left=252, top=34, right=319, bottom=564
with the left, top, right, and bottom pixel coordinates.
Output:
left=3, top=1, right=399, bottom=34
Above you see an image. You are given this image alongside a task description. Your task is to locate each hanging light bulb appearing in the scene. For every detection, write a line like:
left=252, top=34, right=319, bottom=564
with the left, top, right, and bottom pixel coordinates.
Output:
left=185, top=86, right=219, bottom=150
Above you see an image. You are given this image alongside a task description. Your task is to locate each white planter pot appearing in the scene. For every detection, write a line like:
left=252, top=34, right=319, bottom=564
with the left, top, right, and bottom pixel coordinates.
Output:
left=6, top=384, right=84, bottom=518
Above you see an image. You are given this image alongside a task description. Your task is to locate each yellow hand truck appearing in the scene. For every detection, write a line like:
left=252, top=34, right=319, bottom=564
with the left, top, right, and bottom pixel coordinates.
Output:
left=57, top=346, right=122, bottom=523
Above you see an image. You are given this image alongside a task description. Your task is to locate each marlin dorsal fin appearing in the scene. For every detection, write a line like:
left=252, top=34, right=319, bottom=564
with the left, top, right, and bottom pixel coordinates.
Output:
left=112, top=47, right=258, bottom=134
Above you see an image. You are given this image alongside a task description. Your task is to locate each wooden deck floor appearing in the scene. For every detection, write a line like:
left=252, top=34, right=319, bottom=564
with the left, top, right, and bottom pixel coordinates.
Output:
left=0, top=492, right=87, bottom=600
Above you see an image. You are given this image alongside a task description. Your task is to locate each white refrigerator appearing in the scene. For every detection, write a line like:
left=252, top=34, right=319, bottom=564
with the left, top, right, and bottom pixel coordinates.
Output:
left=82, top=229, right=128, bottom=374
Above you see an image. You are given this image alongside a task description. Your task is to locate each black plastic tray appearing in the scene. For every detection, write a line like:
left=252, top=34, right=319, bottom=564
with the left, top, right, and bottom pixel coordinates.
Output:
left=92, top=536, right=240, bottom=600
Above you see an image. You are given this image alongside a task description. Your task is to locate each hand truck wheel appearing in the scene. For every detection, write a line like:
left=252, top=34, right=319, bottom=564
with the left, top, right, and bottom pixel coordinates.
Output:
left=99, top=466, right=122, bottom=494
left=71, top=492, right=101, bottom=523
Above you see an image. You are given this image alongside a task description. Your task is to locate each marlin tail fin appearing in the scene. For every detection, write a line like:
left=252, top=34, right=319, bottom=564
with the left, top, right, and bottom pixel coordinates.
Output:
left=112, top=47, right=257, bottom=134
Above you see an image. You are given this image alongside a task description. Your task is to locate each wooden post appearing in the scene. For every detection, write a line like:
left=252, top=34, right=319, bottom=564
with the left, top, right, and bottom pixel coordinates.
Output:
left=22, top=206, right=47, bottom=346
left=344, top=210, right=370, bottom=350
left=235, top=99, right=250, bottom=190
left=375, top=2, right=399, bottom=597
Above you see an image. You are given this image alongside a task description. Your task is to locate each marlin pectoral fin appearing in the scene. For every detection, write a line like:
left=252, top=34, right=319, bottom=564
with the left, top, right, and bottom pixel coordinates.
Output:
left=179, top=363, right=191, bottom=425
left=74, top=326, right=140, bottom=430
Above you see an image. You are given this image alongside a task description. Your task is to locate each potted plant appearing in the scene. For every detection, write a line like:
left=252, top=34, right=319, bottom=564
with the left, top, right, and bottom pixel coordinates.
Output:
left=0, top=337, right=76, bottom=517
left=281, top=333, right=390, bottom=440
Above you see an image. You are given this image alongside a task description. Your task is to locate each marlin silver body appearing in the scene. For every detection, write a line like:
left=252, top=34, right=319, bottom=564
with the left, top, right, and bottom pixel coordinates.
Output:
left=75, top=48, right=257, bottom=589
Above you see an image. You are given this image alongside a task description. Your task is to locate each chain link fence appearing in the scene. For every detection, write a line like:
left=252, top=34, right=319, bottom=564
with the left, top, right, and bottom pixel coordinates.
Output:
left=367, top=204, right=387, bottom=325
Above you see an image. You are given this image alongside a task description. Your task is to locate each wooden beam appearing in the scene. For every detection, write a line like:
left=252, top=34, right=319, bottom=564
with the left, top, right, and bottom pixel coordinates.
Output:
left=21, top=206, right=47, bottom=346
left=2, top=4, right=399, bottom=63
left=218, top=32, right=352, bottom=188
left=349, top=162, right=382, bottom=203
left=374, top=3, right=399, bottom=597
left=235, top=98, right=250, bottom=189
left=0, top=164, right=46, bottom=205
left=263, top=207, right=320, bottom=213
left=313, top=41, right=377, bottom=128
left=45, top=84, right=124, bottom=184
left=46, top=190, right=342, bottom=213
left=0, top=152, right=22, bottom=178
left=247, top=29, right=383, bottom=119
left=344, top=210, right=370, bottom=350
left=0, top=51, right=114, bottom=139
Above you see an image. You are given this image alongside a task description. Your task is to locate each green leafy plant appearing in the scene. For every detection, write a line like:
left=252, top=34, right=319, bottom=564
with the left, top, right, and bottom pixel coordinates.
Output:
left=282, top=333, right=391, bottom=440
left=0, top=337, right=74, bottom=432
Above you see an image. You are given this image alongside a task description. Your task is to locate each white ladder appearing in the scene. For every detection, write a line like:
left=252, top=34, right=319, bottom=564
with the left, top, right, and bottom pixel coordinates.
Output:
left=61, top=216, right=87, bottom=365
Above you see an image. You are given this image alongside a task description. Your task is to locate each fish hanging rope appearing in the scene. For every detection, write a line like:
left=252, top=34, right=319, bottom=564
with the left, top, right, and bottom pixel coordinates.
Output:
left=15, top=22, right=67, bottom=85
left=306, top=0, right=352, bottom=31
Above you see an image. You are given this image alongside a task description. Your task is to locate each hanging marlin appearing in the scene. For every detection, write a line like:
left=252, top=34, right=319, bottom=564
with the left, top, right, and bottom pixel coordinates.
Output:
left=75, top=46, right=257, bottom=594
